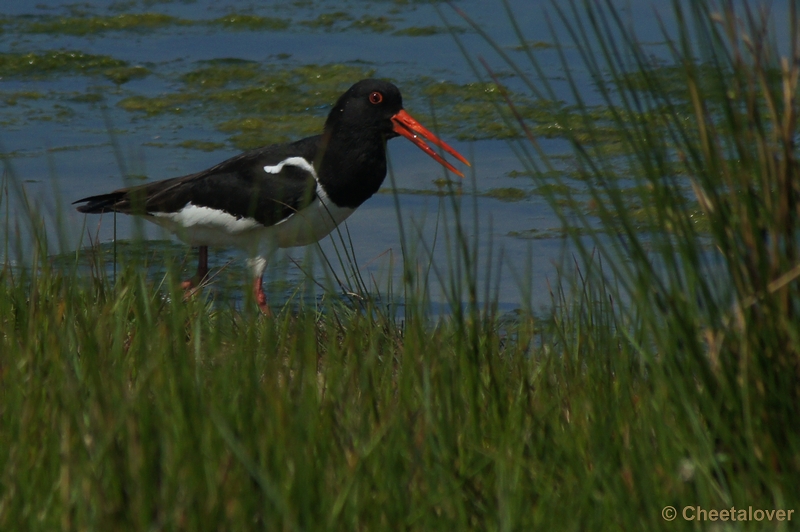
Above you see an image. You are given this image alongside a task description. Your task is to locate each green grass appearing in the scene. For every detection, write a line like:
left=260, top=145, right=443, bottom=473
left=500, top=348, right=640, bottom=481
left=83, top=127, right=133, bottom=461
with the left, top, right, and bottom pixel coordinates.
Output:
left=0, top=222, right=733, bottom=531
left=451, top=0, right=800, bottom=525
left=2, top=0, right=800, bottom=529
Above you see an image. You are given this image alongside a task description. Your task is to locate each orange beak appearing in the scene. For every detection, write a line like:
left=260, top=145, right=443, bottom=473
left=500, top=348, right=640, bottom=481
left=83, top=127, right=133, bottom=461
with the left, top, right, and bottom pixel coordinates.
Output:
left=391, top=109, right=470, bottom=177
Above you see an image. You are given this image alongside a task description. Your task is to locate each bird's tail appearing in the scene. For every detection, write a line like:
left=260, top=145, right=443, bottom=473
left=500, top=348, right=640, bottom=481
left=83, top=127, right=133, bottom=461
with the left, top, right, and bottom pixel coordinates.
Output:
left=73, top=192, right=129, bottom=214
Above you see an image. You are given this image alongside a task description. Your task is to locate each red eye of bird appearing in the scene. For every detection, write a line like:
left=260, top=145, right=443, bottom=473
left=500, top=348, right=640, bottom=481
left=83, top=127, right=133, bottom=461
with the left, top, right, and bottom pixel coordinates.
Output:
left=369, top=91, right=383, bottom=104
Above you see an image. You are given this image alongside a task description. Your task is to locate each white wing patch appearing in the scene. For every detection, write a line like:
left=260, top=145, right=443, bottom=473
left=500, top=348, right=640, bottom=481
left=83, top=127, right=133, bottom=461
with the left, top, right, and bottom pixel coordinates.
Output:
left=263, top=155, right=333, bottom=202
left=263, top=156, right=316, bottom=177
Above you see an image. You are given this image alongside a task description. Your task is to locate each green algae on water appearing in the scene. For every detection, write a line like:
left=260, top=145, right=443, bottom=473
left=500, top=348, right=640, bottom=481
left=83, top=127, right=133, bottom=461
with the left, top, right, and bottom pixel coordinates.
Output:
left=103, top=66, right=150, bottom=84
left=26, top=13, right=182, bottom=36
left=181, top=61, right=262, bottom=89
left=0, top=51, right=126, bottom=79
left=1, top=91, right=45, bottom=106
left=508, top=227, right=591, bottom=240
left=118, top=93, right=197, bottom=116
left=533, top=183, right=577, bottom=196
left=393, top=25, right=462, bottom=36
left=508, top=40, right=556, bottom=51
left=483, top=187, right=529, bottom=201
left=300, top=11, right=352, bottom=29
left=348, top=16, right=395, bottom=33
left=217, top=114, right=322, bottom=149
left=210, top=15, right=290, bottom=31
left=21, top=12, right=290, bottom=36
left=118, top=63, right=377, bottom=149
left=177, top=139, right=227, bottom=152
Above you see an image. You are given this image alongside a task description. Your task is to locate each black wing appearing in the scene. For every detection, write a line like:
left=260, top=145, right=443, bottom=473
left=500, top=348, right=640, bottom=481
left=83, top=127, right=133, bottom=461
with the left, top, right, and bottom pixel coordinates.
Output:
left=74, top=135, right=323, bottom=228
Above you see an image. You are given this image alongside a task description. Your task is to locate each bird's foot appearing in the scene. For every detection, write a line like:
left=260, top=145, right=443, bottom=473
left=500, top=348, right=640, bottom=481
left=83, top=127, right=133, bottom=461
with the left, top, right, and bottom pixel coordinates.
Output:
left=253, top=277, right=273, bottom=317
left=181, top=272, right=209, bottom=300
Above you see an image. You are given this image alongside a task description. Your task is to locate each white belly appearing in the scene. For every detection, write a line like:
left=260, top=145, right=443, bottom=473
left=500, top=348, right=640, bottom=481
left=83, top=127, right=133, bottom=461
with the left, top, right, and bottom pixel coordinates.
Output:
left=272, top=197, right=354, bottom=247
left=148, top=198, right=354, bottom=252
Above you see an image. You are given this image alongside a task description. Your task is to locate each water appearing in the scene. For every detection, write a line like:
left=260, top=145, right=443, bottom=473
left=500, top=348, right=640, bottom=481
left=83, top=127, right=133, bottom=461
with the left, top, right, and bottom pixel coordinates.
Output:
left=1, top=0, right=785, bottom=312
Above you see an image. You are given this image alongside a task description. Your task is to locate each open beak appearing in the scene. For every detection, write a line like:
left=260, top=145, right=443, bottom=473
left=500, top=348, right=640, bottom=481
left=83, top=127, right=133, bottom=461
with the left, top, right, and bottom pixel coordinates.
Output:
left=391, top=109, right=470, bottom=177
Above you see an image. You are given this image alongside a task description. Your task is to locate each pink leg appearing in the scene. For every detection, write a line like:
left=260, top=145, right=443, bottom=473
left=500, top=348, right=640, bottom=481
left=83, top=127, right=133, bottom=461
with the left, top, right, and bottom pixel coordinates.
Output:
left=247, top=257, right=272, bottom=316
left=182, top=246, right=209, bottom=290
left=253, top=276, right=273, bottom=316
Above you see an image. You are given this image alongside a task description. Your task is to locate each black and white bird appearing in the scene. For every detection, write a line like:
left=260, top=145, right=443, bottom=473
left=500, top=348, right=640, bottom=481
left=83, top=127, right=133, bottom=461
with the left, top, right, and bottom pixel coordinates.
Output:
left=74, top=79, right=469, bottom=314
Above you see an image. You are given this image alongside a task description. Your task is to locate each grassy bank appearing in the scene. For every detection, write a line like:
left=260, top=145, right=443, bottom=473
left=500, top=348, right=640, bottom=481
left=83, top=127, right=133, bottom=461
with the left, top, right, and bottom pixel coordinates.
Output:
left=1, top=228, right=769, bottom=532
left=2, top=0, right=800, bottom=530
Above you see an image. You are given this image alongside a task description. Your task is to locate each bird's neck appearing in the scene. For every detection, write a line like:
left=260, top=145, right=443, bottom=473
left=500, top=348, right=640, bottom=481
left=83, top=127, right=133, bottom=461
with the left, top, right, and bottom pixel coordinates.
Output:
left=316, top=127, right=388, bottom=209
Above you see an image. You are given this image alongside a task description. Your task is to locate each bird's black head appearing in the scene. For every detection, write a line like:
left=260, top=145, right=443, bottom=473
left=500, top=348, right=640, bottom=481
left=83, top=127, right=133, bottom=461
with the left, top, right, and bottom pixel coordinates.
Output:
left=324, top=79, right=403, bottom=137
left=318, top=79, right=469, bottom=202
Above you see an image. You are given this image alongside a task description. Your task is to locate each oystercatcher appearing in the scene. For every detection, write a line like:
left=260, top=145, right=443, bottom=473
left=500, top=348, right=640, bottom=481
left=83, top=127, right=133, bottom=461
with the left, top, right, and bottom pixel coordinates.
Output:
left=74, top=79, right=469, bottom=314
